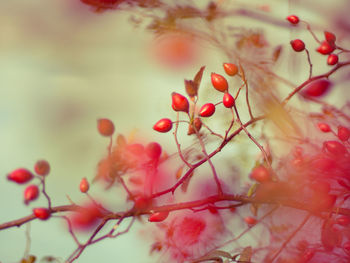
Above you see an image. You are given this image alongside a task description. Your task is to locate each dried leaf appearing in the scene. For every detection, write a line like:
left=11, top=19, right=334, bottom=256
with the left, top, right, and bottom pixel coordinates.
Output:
left=175, top=166, right=184, bottom=179
left=194, top=66, right=205, bottom=87
left=250, top=203, right=259, bottom=217
left=272, top=45, right=282, bottom=62
left=238, top=246, right=252, bottom=262
left=185, top=80, right=197, bottom=98
left=181, top=172, right=194, bottom=193
left=209, top=250, right=232, bottom=259
left=185, top=66, right=205, bottom=98
left=191, top=250, right=231, bottom=262
left=150, top=241, right=162, bottom=255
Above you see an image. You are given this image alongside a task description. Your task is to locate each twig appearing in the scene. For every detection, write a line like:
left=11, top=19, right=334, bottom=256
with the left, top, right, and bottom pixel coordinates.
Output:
left=268, top=213, right=311, bottom=263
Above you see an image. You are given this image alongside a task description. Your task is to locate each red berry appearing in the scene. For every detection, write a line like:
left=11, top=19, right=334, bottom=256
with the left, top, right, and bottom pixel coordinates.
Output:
left=211, top=73, right=228, bottom=92
left=286, top=15, right=299, bottom=25
left=223, top=93, right=235, bottom=108
left=134, top=196, right=152, bottom=210
left=290, top=39, right=305, bottom=52
left=327, top=54, right=338, bottom=65
left=33, top=208, right=51, bottom=220
left=250, top=165, right=271, bottom=183
left=223, top=63, right=238, bottom=76
left=302, top=79, right=332, bottom=97
left=153, top=118, right=173, bottom=133
left=71, top=203, right=102, bottom=230
left=301, top=248, right=315, bottom=262
left=244, top=216, right=257, bottom=225
left=79, top=177, right=89, bottom=193
left=343, top=241, right=350, bottom=254
left=316, top=41, right=335, bottom=55
left=317, top=122, right=331, bottom=133
left=199, top=103, right=216, bottom=117
left=97, top=118, right=115, bottom=137
left=338, top=126, right=350, bottom=141
left=208, top=206, right=218, bottom=214
left=148, top=211, right=169, bottom=222
left=145, top=142, right=162, bottom=160
left=24, top=185, right=39, bottom=204
left=324, top=31, right=336, bottom=43
left=7, top=168, right=33, bottom=184
left=336, top=216, right=350, bottom=226
left=187, top=117, right=202, bottom=135
left=34, top=160, right=50, bottom=176
left=171, top=92, right=189, bottom=113
left=324, top=140, right=347, bottom=156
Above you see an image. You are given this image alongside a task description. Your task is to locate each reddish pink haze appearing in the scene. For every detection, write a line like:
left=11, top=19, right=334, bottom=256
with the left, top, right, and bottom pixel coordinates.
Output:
left=70, top=203, right=103, bottom=231
left=155, top=212, right=225, bottom=262
left=151, top=33, right=199, bottom=69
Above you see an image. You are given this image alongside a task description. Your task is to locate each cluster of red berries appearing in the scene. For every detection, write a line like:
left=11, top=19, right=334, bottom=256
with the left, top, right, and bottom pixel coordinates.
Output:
left=287, top=15, right=339, bottom=66
left=153, top=63, right=237, bottom=137
left=7, top=160, right=51, bottom=220
left=317, top=123, right=350, bottom=154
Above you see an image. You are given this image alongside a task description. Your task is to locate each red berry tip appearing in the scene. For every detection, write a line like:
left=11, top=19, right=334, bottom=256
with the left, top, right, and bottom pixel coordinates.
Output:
left=153, top=118, right=173, bottom=133
left=211, top=73, right=228, bottom=92
left=199, top=103, right=216, bottom=117
left=223, top=63, right=238, bottom=76
left=290, top=39, right=305, bottom=52
left=286, top=15, right=299, bottom=25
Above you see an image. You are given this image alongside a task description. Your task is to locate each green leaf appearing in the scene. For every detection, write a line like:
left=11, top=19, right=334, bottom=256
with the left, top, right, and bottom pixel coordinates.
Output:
left=247, top=183, right=258, bottom=197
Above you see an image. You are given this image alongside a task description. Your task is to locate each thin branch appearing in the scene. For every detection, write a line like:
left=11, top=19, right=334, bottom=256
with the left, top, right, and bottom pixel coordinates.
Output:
left=304, top=48, right=313, bottom=79
left=233, top=105, right=271, bottom=169
left=282, top=61, right=350, bottom=105
left=268, top=213, right=311, bottom=263
left=174, top=112, right=193, bottom=168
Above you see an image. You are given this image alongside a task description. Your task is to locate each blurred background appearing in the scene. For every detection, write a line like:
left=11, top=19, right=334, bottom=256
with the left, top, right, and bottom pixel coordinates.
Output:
left=0, top=0, right=349, bottom=262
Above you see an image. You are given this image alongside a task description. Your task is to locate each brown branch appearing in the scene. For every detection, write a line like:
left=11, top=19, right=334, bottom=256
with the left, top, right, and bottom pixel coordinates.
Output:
left=0, top=205, right=79, bottom=230
left=282, top=61, right=350, bottom=106
left=304, top=48, right=313, bottom=79
left=233, top=105, right=271, bottom=168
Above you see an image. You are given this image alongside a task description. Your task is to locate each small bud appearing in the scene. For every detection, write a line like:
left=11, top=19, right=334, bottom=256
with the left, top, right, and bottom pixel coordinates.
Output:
left=33, top=208, right=51, bottom=220
left=290, top=39, right=305, bottom=52
left=250, top=165, right=271, bottom=183
left=24, top=185, right=39, bottom=205
left=34, top=160, right=50, bottom=176
left=223, top=63, right=238, bottom=76
left=80, top=177, right=90, bottom=193
left=244, top=216, right=257, bottom=225
left=97, top=118, right=115, bottom=137
left=327, top=54, right=338, bottom=65
left=149, top=211, right=169, bottom=222
left=317, top=123, right=331, bottom=133
left=286, top=15, right=299, bottom=25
